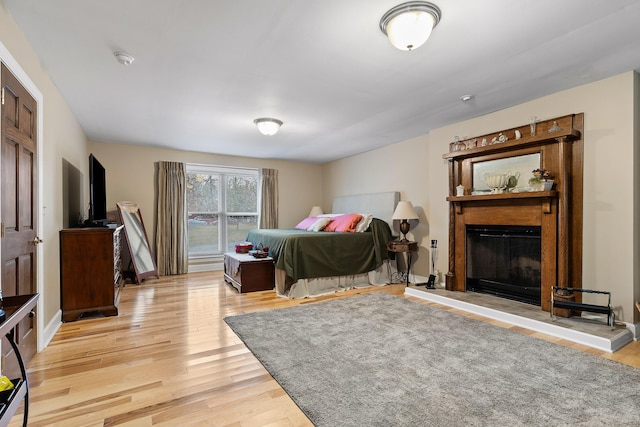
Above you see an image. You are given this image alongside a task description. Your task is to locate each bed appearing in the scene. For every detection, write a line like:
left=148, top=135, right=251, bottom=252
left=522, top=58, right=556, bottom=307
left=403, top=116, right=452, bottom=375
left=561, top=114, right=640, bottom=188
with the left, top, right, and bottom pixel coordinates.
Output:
left=244, top=191, right=399, bottom=298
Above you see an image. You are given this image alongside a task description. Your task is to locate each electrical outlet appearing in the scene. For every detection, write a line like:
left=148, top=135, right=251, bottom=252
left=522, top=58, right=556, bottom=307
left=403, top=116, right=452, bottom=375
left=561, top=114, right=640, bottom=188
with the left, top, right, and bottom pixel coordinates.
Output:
left=430, top=239, right=437, bottom=248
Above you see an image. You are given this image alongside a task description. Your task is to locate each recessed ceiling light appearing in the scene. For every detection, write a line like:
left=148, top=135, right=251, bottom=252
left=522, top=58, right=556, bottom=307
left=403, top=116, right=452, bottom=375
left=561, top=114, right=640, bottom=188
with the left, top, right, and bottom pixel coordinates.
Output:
left=460, top=94, right=473, bottom=102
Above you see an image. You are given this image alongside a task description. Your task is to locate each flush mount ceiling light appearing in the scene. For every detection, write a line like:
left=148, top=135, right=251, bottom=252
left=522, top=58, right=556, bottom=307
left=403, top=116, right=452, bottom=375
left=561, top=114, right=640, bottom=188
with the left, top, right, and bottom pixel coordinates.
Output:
left=253, top=118, right=283, bottom=136
left=114, top=52, right=135, bottom=66
left=460, top=94, right=474, bottom=102
left=379, top=1, right=441, bottom=51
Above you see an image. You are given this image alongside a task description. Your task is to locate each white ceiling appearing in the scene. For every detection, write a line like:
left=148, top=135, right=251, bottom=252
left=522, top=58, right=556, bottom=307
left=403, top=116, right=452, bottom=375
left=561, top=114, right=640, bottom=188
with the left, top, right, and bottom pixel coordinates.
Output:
left=4, top=0, right=640, bottom=164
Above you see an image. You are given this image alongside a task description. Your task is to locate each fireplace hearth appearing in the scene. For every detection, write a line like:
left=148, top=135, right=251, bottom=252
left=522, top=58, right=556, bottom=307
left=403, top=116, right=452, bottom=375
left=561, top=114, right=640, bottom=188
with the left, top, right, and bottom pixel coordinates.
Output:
left=466, top=226, right=541, bottom=305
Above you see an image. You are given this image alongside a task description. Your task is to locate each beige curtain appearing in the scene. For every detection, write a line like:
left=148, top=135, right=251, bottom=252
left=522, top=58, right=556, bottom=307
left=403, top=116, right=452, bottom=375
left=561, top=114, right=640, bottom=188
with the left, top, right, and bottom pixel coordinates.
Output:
left=155, top=161, right=188, bottom=275
left=260, top=168, right=278, bottom=229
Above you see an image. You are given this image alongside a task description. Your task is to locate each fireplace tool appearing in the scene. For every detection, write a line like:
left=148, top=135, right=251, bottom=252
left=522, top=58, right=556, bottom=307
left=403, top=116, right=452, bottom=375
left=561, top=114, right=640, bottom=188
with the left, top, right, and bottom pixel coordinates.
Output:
left=426, top=240, right=437, bottom=288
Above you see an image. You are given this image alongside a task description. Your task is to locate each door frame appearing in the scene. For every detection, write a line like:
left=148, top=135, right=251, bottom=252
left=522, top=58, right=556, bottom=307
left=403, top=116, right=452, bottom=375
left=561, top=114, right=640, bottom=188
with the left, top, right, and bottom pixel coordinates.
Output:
left=0, top=41, right=45, bottom=351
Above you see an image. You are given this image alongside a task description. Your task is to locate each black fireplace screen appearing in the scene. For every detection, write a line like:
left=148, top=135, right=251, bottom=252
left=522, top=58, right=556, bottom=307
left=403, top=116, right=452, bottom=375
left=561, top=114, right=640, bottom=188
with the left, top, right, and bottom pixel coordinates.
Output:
left=466, top=225, right=542, bottom=305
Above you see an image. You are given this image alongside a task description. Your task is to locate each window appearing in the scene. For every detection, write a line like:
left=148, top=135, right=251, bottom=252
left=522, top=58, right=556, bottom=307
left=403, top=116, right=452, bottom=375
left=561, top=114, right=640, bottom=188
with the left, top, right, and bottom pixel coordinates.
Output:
left=186, top=164, right=259, bottom=258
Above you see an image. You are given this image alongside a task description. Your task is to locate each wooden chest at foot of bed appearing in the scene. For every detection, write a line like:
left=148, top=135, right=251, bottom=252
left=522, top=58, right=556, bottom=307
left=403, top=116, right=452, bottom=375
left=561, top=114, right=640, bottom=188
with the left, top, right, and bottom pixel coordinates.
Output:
left=223, top=252, right=275, bottom=293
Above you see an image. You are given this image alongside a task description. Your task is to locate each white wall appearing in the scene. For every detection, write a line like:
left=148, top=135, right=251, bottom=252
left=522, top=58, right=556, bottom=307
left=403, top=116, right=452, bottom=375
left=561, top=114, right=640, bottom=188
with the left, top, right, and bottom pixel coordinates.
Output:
left=322, top=136, right=433, bottom=275
left=0, top=3, right=89, bottom=348
left=88, top=140, right=323, bottom=245
left=325, top=71, right=639, bottom=322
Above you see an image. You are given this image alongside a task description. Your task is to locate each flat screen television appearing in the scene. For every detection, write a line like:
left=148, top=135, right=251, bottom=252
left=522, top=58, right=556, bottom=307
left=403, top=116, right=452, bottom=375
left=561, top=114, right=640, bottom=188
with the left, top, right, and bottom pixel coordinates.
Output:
left=88, top=153, right=107, bottom=224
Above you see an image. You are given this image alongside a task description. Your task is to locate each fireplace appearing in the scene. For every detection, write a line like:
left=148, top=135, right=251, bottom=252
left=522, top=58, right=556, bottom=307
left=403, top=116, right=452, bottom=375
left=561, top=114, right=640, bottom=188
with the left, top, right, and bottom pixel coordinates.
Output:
left=443, top=114, right=584, bottom=313
left=466, top=225, right=541, bottom=305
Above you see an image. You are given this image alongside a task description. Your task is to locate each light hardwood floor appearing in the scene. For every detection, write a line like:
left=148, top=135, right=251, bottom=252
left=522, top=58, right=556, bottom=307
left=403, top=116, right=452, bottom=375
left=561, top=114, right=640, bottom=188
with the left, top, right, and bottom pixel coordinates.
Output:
left=9, top=271, right=640, bottom=426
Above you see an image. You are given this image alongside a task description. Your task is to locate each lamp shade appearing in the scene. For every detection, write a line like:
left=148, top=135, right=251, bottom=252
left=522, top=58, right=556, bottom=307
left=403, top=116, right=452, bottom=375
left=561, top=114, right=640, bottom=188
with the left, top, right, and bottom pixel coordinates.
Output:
left=254, top=118, right=283, bottom=136
left=309, top=206, right=324, bottom=217
left=392, top=201, right=419, bottom=220
left=380, top=2, right=441, bottom=51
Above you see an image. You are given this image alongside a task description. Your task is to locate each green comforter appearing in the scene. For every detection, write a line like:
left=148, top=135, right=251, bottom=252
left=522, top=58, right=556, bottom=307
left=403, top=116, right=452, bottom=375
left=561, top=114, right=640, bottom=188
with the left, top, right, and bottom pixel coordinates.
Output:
left=245, top=218, right=393, bottom=282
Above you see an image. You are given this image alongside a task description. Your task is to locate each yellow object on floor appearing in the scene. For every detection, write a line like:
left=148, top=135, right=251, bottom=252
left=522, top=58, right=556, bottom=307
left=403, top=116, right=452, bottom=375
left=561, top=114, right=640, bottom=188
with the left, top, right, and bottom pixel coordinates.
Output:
left=0, top=376, right=14, bottom=391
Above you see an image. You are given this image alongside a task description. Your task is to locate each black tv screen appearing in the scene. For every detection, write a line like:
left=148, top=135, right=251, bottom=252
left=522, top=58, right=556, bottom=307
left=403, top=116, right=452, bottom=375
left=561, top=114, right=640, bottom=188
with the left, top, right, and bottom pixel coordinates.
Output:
left=89, top=154, right=107, bottom=222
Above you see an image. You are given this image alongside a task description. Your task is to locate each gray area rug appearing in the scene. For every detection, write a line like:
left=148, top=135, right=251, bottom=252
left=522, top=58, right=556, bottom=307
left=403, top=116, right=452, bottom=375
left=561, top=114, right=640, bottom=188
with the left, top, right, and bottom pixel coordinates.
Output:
left=224, top=292, right=640, bottom=426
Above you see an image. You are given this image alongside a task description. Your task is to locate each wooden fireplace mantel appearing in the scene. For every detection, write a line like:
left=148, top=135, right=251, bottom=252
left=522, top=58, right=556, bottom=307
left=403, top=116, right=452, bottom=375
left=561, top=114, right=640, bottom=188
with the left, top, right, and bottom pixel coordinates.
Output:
left=443, top=114, right=584, bottom=312
left=447, top=190, right=558, bottom=203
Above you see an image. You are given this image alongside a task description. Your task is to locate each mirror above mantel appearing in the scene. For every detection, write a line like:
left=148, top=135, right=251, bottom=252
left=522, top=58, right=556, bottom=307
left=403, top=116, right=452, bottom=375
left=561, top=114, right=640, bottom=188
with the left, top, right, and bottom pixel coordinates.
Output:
left=470, top=153, right=541, bottom=194
left=442, top=113, right=584, bottom=313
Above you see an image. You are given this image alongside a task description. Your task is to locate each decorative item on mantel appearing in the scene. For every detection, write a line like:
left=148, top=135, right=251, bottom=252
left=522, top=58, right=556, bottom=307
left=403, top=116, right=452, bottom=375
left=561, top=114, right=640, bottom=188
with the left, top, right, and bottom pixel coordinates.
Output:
left=484, top=172, right=507, bottom=193
left=451, top=136, right=463, bottom=152
left=484, top=171, right=520, bottom=194
left=529, top=116, right=538, bottom=136
left=505, top=171, right=520, bottom=192
left=548, top=120, right=562, bottom=133
left=491, top=132, right=508, bottom=144
left=529, top=168, right=554, bottom=191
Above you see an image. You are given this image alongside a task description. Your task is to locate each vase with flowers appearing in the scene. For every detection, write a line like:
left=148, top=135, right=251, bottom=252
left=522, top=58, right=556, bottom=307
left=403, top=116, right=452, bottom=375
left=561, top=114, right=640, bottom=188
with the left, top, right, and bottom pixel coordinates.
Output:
left=529, top=168, right=554, bottom=191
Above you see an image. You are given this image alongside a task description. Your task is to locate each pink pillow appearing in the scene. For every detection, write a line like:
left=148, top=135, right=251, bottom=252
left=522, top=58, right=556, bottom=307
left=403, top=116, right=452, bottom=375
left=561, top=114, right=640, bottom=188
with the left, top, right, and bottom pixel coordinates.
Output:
left=324, top=214, right=363, bottom=232
left=295, top=217, right=318, bottom=230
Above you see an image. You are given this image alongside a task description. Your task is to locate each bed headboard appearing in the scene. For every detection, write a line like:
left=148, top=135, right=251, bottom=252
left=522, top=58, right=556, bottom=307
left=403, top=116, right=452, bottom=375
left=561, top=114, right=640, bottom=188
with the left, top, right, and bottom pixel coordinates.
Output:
left=332, top=191, right=400, bottom=229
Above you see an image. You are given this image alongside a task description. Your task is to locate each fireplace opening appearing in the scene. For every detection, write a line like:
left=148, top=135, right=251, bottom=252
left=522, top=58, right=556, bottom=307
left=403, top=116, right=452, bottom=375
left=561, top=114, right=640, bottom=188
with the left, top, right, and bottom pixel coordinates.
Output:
left=466, top=225, right=541, bottom=305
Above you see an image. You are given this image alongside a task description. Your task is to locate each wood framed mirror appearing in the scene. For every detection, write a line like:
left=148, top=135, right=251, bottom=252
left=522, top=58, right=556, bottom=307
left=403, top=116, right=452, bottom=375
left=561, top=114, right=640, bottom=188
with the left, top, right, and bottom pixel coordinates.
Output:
left=117, top=201, right=158, bottom=283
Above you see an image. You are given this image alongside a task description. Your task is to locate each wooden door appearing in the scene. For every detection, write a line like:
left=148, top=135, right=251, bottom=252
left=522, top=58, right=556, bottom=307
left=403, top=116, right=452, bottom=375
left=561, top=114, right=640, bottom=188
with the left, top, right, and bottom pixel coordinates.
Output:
left=1, top=63, right=39, bottom=375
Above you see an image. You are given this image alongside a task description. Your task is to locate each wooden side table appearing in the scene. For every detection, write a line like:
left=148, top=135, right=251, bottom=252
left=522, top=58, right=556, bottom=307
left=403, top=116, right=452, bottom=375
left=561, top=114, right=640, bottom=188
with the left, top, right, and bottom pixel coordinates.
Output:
left=0, top=294, right=39, bottom=427
left=223, top=252, right=275, bottom=293
left=387, top=240, right=418, bottom=286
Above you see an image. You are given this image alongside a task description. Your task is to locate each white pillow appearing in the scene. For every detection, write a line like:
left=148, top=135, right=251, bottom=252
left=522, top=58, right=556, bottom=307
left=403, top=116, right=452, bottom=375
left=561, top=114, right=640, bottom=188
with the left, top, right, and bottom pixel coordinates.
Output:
left=355, top=214, right=373, bottom=232
left=307, top=217, right=332, bottom=232
left=317, top=213, right=343, bottom=218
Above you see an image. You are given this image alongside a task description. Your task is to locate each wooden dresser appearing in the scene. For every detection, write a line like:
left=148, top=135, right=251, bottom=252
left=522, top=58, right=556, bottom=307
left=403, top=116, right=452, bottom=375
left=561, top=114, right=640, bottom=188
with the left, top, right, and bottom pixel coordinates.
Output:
left=59, top=226, right=124, bottom=321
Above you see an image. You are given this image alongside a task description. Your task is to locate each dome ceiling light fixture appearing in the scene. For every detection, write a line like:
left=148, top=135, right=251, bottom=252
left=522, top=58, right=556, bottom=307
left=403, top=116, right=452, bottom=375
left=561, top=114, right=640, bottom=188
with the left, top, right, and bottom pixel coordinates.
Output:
left=379, top=1, right=441, bottom=51
left=114, top=52, right=135, bottom=66
left=253, top=118, right=283, bottom=136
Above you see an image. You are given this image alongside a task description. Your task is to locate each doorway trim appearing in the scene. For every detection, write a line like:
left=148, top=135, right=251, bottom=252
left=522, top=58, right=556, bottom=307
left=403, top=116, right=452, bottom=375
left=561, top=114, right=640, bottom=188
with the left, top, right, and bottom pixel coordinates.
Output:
left=0, top=41, right=46, bottom=351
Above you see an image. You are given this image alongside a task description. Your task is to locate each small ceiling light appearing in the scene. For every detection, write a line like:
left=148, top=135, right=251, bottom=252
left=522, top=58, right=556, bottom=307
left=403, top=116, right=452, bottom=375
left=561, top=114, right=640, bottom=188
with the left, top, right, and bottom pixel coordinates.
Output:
left=253, top=118, right=283, bottom=136
left=380, top=1, right=441, bottom=51
left=460, top=94, right=474, bottom=102
left=114, top=52, right=135, bottom=66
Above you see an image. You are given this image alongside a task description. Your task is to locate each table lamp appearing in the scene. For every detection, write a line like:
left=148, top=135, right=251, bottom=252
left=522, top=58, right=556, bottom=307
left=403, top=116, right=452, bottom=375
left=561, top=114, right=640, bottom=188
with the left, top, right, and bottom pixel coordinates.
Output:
left=392, top=201, right=419, bottom=242
left=308, top=206, right=324, bottom=217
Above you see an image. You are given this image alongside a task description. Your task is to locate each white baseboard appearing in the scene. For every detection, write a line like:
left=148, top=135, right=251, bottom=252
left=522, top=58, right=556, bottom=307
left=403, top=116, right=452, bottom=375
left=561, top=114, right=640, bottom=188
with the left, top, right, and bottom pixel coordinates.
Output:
left=39, top=309, right=62, bottom=352
left=627, top=321, right=639, bottom=340
left=188, top=260, right=224, bottom=273
left=188, top=264, right=223, bottom=273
